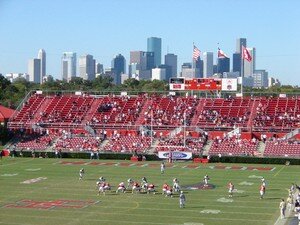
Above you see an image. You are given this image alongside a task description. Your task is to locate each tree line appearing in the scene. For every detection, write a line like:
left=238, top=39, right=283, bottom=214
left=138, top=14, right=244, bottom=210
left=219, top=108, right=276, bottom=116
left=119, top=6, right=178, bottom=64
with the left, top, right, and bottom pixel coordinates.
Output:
left=0, top=74, right=299, bottom=109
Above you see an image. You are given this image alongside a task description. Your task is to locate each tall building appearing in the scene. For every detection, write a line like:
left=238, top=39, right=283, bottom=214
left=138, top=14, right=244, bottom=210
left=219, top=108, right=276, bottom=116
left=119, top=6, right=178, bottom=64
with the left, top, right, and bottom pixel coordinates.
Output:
left=236, top=38, right=247, bottom=54
left=147, top=37, right=162, bottom=67
left=195, top=59, right=203, bottom=78
left=232, top=53, right=241, bottom=75
left=129, top=51, right=143, bottom=76
left=111, top=54, right=126, bottom=85
left=165, top=53, right=177, bottom=77
left=243, top=47, right=256, bottom=77
left=158, top=64, right=172, bottom=81
left=130, top=51, right=143, bottom=65
left=180, top=63, right=198, bottom=78
left=28, top=58, right=41, bottom=84
left=5, top=73, right=29, bottom=82
left=253, top=70, right=268, bottom=88
left=37, top=49, right=46, bottom=79
left=152, top=68, right=166, bottom=81
left=203, top=52, right=214, bottom=78
left=129, top=51, right=154, bottom=80
left=79, top=54, right=95, bottom=81
left=95, top=62, right=104, bottom=74
left=141, top=52, right=155, bottom=70
left=61, top=52, right=76, bottom=81
left=217, top=57, right=230, bottom=75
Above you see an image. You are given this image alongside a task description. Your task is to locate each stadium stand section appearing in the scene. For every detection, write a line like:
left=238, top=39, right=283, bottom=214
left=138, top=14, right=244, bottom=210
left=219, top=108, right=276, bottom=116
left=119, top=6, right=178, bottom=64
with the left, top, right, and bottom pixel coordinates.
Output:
left=7, top=91, right=300, bottom=158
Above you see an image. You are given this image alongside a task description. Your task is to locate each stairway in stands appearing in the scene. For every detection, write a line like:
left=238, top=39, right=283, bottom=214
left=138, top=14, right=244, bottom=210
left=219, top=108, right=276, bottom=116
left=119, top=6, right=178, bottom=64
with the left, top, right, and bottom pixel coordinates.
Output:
left=247, top=99, right=259, bottom=128
left=135, top=99, right=152, bottom=126
left=190, top=98, right=206, bottom=126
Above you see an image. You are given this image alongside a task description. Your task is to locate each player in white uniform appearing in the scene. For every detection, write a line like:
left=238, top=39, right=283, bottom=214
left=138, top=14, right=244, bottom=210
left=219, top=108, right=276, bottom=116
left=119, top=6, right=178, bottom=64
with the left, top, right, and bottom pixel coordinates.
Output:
left=116, top=182, right=126, bottom=194
left=173, top=178, right=180, bottom=192
left=141, top=177, right=148, bottom=192
left=203, top=175, right=209, bottom=186
left=279, top=199, right=286, bottom=219
left=79, top=168, right=84, bottom=180
left=160, top=162, right=165, bottom=174
left=179, top=191, right=186, bottom=208
left=261, top=177, right=266, bottom=187
left=228, top=182, right=234, bottom=198
left=96, top=176, right=106, bottom=186
left=127, top=178, right=134, bottom=189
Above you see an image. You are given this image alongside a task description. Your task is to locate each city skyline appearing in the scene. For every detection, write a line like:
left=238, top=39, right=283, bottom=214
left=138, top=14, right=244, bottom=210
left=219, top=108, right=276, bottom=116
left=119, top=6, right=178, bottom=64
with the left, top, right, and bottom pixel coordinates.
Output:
left=0, top=0, right=299, bottom=85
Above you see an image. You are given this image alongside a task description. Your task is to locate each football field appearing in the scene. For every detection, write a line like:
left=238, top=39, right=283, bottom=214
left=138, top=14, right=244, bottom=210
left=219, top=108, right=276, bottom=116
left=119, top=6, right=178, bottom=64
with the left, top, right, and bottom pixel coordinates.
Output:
left=1, top=158, right=299, bottom=225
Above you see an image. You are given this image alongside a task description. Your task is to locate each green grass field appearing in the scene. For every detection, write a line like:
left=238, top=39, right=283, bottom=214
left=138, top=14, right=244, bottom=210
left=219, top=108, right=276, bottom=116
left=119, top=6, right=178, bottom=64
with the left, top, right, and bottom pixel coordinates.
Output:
left=1, top=158, right=299, bottom=225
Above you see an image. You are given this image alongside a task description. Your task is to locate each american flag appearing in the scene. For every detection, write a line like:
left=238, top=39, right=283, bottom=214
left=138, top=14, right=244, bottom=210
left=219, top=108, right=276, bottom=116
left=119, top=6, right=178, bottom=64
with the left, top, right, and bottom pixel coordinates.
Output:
left=242, top=46, right=252, bottom=62
left=193, top=45, right=201, bottom=60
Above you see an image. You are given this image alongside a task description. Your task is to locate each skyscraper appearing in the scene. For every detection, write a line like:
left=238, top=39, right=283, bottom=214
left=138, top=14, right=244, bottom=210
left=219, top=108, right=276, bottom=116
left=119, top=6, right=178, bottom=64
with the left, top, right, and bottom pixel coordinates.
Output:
left=147, top=37, right=162, bottom=67
left=28, top=58, right=41, bottom=84
left=38, top=49, right=46, bottom=79
left=61, top=52, right=76, bottom=81
left=232, top=52, right=241, bottom=75
left=195, top=59, right=203, bottom=78
left=95, top=62, right=104, bottom=74
left=253, top=70, right=268, bottom=88
left=236, top=38, right=247, bottom=54
left=165, top=53, right=177, bottom=77
left=130, top=51, right=143, bottom=65
left=243, top=47, right=256, bottom=77
left=79, top=54, right=95, bottom=81
left=217, top=57, right=230, bottom=75
left=203, top=52, right=214, bottom=78
left=141, top=52, right=155, bottom=70
left=111, top=54, right=126, bottom=85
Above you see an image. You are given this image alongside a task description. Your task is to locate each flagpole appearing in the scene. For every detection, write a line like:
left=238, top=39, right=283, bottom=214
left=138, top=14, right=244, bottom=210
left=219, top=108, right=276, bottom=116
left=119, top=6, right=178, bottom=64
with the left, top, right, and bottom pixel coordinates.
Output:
left=192, top=42, right=195, bottom=73
left=241, top=49, right=244, bottom=96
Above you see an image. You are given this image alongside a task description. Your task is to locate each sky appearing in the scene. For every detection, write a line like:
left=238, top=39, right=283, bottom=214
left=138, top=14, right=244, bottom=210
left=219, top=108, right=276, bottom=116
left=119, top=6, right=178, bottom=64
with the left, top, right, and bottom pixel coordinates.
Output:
left=0, top=0, right=299, bottom=85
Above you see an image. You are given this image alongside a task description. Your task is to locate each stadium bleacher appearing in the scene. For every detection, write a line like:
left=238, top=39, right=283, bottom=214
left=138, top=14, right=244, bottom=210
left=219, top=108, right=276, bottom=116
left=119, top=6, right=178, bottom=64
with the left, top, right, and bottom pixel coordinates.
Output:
left=7, top=92, right=300, bottom=158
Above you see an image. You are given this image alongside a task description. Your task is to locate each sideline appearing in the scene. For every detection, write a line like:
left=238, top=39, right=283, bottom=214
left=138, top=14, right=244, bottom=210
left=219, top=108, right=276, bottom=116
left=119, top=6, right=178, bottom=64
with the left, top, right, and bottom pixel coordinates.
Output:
left=274, top=187, right=299, bottom=225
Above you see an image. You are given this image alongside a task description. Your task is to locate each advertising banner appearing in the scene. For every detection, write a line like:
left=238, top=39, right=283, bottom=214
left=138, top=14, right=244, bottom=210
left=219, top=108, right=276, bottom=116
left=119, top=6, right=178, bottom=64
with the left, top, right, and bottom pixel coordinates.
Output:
left=158, top=151, right=192, bottom=160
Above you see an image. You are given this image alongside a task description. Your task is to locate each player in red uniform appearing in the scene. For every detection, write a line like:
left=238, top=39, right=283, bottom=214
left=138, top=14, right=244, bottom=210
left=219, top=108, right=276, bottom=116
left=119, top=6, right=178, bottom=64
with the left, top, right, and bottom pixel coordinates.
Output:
left=260, top=184, right=266, bottom=199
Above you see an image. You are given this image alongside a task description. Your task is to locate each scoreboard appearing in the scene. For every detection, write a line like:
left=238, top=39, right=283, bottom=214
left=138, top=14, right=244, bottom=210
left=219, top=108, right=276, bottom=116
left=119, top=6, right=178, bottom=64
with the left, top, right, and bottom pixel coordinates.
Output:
left=169, top=77, right=237, bottom=91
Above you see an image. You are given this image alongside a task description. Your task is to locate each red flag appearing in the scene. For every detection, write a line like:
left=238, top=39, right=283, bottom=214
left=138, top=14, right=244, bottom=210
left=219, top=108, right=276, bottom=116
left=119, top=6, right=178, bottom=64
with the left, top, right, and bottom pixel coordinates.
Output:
left=193, top=45, right=201, bottom=60
left=242, top=46, right=252, bottom=62
left=218, top=48, right=228, bottom=58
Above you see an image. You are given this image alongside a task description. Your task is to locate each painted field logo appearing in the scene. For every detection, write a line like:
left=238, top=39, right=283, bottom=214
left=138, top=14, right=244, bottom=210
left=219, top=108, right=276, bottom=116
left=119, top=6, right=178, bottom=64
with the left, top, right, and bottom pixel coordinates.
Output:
left=239, top=181, right=253, bottom=186
left=184, top=223, right=204, bottom=225
left=1, top=173, right=18, bottom=177
left=4, top=199, right=99, bottom=210
left=234, top=189, right=245, bottom=193
left=26, top=168, right=41, bottom=171
left=182, top=182, right=215, bottom=190
left=21, top=177, right=47, bottom=184
left=217, top=197, right=233, bottom=203
left=200, top=209, right=221, bottom=214
left=248, top=175, right=263, bottom=179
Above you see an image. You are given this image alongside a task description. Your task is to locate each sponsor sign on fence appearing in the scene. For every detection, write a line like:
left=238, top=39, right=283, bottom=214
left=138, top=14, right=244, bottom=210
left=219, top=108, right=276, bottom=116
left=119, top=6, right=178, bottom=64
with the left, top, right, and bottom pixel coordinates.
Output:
left=158, top=151, right=192, bottom=160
